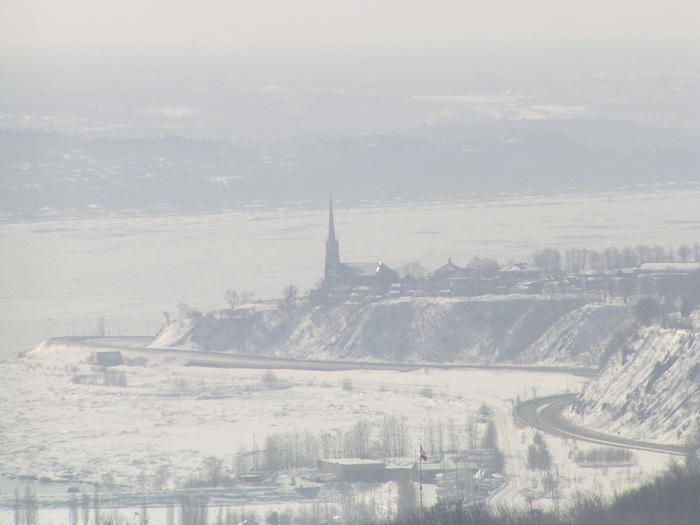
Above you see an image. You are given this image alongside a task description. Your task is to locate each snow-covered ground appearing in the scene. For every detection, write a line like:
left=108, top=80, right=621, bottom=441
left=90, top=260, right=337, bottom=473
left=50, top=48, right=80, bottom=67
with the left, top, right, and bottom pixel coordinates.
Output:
left=0, top=339, right=675, bottom=523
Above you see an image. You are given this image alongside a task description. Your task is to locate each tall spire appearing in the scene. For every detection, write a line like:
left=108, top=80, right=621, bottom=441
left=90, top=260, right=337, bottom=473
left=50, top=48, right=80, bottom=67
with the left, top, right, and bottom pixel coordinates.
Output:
left=325, top=195, right=340, bottom=278
left=328, top=195, right=336, bottom=243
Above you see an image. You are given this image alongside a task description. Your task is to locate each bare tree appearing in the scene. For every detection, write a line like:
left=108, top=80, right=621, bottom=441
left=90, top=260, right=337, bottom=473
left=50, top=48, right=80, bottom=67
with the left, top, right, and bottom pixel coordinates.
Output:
left=13, top=489, right=23, bottom=525
left=239, top=290, right=255, bottom=304
left=179, top=495, right=208, bottom=525
left=621, top=245, right=638, bottom=267
left=283, top=284, right=298, bottom=308
left=178, top=302, right=190, bottom=322
left=224, top=289, right=239, bottom=310
left=565, top=247, right=589, bottom=274
left=69, top=493, right=79, bottom=525
left=81, top=493, right=90, bottom=525
left=204, top=456, right=224, bottom=487
left=678, top=244, right=692, bottom=262
left=649, top=245, right=666, bottom=263
left=25, top=487, right=38, bottom=525
left=587, top=250, right=603, bottom=271
left=397, top=261, right=429, bottom=281
left=468, top=256, right=501, bottom=278
left=96, top=315, right=106, bottom=337
left=153, top=464, right=171, bottom=491
left=344, top=419, right=371, bottom=458
left=261, top=370, right=279, bottom=388
left=532, top=248, right=562, bottom=277
left=636, top=244, right=651, bottom=264
left=381, top=415, right=408, bottom=457
left=481, top=420, right=497, bottom=450
left=602, top=246, right=621, bottom=270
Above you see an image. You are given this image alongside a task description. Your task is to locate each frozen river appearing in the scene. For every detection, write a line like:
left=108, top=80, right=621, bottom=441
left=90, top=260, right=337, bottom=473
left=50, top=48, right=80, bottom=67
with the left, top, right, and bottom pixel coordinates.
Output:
left=1, top=186, right=698, bottom=360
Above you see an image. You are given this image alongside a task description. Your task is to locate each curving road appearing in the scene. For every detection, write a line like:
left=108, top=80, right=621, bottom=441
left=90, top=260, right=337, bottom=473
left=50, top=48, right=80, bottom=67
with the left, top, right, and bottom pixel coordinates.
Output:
left=514, top=394, right=687, bottom=456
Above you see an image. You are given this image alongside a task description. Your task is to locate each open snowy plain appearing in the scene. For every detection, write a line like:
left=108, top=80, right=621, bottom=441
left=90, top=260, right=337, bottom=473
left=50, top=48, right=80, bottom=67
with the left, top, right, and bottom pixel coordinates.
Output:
left=0, top=340, right=672, bottom=524
left=1, top=187, right=697, bottom=523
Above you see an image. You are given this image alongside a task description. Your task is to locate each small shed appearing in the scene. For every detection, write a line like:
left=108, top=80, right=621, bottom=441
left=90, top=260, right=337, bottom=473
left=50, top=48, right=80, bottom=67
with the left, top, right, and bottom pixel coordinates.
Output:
left=94, top=351, right=124, bottom=367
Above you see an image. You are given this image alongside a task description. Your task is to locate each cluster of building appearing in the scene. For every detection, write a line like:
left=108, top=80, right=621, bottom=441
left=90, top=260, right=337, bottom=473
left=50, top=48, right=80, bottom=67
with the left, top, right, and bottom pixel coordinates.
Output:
left=311, top=199, right=699, bottom=305
left=317, top=453, right=501, bottom=502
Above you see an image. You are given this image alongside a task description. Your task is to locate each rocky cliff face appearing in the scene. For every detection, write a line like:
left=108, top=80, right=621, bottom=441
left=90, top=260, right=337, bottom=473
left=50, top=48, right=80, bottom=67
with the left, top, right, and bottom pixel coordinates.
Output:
left=571, top=317, right=700, bottom=444
left=150, top=296, right=622, bottom=365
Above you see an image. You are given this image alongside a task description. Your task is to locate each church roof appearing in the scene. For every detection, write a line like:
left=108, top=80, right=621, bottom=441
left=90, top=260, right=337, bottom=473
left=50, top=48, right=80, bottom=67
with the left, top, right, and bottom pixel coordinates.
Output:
left=432, top=258, right=470, bottom=278
left=334, top=262, right=396, bottom=277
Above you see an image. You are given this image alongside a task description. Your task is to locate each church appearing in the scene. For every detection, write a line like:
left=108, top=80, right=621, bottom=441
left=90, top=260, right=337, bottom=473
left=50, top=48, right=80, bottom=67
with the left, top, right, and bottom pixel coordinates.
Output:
left=317, top=198, right=399, bottom=303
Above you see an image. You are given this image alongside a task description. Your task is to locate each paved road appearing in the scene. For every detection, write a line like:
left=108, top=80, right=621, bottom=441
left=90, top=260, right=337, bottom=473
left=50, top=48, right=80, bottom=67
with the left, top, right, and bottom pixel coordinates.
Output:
left=514, top=394, right=687, bottom=456
left=60, top=336, right=597, bottom=376
left=487, top=402, right=523, bottom=508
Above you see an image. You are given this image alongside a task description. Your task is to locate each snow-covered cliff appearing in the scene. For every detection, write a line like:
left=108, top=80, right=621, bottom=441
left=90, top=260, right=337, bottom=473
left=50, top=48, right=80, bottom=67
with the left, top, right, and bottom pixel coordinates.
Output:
left=571, top=316, right=700, bottom=444
left=514, top=303, right=632, bottom=367
left=150, top=296, right=627, bottom=365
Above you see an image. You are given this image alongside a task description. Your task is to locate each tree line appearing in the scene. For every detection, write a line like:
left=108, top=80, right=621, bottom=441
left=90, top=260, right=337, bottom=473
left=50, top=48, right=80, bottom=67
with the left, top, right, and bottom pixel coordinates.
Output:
left=398, top=243, right=700, bottom=282
left=232, top=414, right=498, bottom=472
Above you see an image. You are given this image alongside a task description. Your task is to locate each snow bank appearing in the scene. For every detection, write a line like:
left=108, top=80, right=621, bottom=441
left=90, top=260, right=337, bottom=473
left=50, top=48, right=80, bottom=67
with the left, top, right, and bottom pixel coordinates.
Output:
left=25, top=338, right=193, bottom=368
left=571, top=316, right=700, bottom=444
left=151, top=296, right=602, bottom=365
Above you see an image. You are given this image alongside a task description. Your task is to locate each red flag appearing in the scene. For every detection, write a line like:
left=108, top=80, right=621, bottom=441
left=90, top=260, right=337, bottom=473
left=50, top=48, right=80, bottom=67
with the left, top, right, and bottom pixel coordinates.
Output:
left=420, top=446, right=427, bottom=462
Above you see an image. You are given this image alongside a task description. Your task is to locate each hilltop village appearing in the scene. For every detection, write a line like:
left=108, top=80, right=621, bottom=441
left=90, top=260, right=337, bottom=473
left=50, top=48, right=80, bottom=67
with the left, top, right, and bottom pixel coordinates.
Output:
left=310, top=199, right=699, bottom=310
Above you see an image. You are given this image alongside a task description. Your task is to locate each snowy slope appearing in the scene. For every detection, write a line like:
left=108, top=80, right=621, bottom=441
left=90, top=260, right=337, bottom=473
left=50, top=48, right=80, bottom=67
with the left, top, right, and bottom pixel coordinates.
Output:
left=150, top=296, right=610, bottom=365
left=571, top=315, right=700, bottom=444
left=514, top=303, right=632, bottom=367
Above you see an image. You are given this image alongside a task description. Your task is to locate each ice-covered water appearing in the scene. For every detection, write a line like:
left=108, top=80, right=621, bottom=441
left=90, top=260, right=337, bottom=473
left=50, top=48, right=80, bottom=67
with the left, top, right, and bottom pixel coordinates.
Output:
left=1, top=186, right=698, bottom=360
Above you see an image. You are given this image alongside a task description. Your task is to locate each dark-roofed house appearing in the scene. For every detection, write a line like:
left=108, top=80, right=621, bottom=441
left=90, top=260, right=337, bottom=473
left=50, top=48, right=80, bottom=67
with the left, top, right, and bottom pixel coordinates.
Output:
left=428, top=258, right=475, bottom=296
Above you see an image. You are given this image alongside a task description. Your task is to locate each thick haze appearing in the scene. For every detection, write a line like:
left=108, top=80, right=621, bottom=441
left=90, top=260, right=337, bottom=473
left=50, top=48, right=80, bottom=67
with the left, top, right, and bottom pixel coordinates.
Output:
left=1, top=1, right=699, bottom=215
left=2, top=5, right=700, bottom=520
left=4, top=1, right=699, bottom=47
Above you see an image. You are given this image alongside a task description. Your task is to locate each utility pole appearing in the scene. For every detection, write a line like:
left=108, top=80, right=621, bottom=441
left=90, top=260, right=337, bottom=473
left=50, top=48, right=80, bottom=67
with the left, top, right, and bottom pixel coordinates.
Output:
left=419, top=444, right=427, bottom=518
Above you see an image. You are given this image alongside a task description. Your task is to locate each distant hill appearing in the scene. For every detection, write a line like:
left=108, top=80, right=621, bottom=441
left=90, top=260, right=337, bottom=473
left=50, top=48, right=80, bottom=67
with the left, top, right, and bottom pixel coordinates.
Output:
left=2, top=119, right=699, bottom=219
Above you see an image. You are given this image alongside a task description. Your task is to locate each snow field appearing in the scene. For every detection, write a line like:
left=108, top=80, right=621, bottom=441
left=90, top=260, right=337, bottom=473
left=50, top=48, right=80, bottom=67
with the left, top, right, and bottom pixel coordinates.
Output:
left=1, top=342, right=676, bottom=523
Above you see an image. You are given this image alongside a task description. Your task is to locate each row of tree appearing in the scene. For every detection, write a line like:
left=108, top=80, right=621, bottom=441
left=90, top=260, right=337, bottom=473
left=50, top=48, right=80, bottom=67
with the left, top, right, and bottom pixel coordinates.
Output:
left=231, top=415, right=498, bottom=472
left=536, top=243, right=700, bottom=277
left=262, top=417, right=408, bottom=471
left=398, top=244, right=700, bottom=282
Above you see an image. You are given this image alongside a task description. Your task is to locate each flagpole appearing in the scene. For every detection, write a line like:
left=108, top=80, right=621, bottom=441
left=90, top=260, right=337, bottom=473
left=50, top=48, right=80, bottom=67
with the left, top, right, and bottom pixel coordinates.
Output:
left=419, top=444, right=423, bottom=518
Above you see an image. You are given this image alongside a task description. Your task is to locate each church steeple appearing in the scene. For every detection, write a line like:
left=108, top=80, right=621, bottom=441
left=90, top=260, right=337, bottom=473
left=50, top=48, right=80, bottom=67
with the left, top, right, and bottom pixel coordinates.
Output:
left=325, top=196, right=340, bottom=278
left=328, top=196, right=337, bottom=243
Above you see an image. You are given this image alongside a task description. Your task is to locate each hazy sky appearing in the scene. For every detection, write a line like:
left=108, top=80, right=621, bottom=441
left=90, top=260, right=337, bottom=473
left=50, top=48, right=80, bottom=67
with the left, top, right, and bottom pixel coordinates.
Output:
left=2, top=0, right=699, bottom=49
